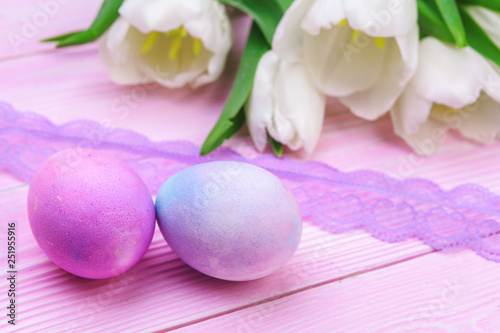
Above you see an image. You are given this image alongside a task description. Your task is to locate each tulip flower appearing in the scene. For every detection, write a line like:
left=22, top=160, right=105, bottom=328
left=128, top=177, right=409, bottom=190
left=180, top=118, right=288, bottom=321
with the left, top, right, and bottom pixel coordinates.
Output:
left=246, top=50, right=326, bottom=154
left=272, top=0, right=419, bottom=120
left=391, top=37, right=500, bottom=155
left=99, top=0, right=232, bottom=88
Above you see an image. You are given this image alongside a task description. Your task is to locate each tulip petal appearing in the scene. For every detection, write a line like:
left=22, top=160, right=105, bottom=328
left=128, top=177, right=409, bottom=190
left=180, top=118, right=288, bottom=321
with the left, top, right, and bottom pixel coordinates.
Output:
left=300, top=0, right=345, bottom=35
left=186, top=2, right=232, bottom=87
left=245, top=51, right=280, bottom=152
left=106, top=17, right=130, bottom=51
left=272, top=59, right=326, bottom=153
left=273, top=0, right=316, bottom=63
left=98, top=18, right=149, bottom=84
left=339, top=25, right=419, bottom=120
left=183, top=1, right=230, bottom=52
left=303, top=25, right=387, bottom=97
left=392, top=84, right=434, bottom=135
left=391, top=106, right=447, bottom=156
left=413, top=37, right=500, bottom=109
left=432, top=94, right=500, bottom=144
left=119, top=0, right=202, bottom=33
left=343, top=0, right=417, bottom=37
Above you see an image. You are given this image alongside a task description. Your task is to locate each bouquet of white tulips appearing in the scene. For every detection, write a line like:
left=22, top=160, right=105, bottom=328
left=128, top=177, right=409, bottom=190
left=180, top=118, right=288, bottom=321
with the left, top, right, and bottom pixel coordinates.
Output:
left=44, top=0, right=500, bottom=157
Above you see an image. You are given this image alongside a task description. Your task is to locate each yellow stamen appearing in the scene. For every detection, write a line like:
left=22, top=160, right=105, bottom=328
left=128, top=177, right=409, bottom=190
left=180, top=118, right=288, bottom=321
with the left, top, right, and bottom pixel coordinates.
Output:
left=193, top=38, right=202, bottom=55
left=374, top=37, right=385, bottom=50
left=165, top=26, right=188, bottom=38
left=169, top=31, right=183, bottom=59
left=179, top=26, right=188, bottom=37
left=338, top=18, right=347, bottom=27
left=141, top=31, right=159, bottom=54
left=351, top=30, right=361, bottom=44
left=167, top=26, right=190, bottom=59
left=142, top=26, right=194, bottom=59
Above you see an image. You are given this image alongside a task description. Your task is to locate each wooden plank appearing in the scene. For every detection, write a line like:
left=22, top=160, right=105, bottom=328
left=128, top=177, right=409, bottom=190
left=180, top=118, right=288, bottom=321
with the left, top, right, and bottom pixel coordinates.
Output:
left=0, top=174, right=27, bottom=192
left=0, top=0, right=102, bottom=58
left=173, top=250, right=500, bottom=333
left=2, top=2, right=500, bottom=332
left=0, top=184, right=435, bottom=332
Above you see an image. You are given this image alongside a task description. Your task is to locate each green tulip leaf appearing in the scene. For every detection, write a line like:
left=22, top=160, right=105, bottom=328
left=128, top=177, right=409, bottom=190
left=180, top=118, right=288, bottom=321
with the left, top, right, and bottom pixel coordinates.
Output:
left=418, top=0, right=456, bottom=44
left=43, top=31, right=81, bottom=43
left=460, top=5, right=500, bottom=67
left=201, top=23, right=270, bottom=155
left=268, top=132, right=284, bottom=157
left=218, top=0, right=283, bottom=45
left=276, top=0, right=295, bottom=12
left=435, top=0, right=468, bottom=47
left=42, top=0, right=123, bottom=47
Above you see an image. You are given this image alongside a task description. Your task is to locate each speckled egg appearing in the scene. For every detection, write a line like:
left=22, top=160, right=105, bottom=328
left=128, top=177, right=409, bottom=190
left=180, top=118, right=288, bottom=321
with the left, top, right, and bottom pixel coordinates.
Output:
left=155, top=161, right=302, bottom=281
left=27, top=149, right=156, bottom=279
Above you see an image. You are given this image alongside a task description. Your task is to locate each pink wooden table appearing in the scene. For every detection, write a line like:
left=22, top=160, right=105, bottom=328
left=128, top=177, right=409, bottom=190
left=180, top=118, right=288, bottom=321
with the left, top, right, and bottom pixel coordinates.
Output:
left=1, top=1, right=499, bottom=332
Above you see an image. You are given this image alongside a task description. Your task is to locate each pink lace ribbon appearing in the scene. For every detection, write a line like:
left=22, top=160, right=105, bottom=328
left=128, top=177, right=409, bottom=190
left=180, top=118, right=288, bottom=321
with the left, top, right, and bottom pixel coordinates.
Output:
left=1, top=102, right=500, bottom=262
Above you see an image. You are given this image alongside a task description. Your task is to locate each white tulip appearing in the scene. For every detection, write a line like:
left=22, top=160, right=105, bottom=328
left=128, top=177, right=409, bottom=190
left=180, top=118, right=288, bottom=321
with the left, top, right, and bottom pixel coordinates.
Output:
left=246, top=50, right=326, bottom=154
left=273, top=0, right=419, bottom=120
left=99, top=0, right=232, bottom=88
left=391, top=37, right=500, bottom=155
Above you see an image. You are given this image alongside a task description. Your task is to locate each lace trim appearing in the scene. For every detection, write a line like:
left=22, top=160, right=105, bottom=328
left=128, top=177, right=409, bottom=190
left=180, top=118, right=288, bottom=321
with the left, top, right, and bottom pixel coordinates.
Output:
left=1, top=102, right=499, bottom=262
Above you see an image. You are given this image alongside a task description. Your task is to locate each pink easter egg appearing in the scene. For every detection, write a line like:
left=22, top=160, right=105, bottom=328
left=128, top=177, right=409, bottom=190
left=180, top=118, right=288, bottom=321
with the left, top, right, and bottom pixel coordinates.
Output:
left=155, top=161, right=302, bottom=281
left=27, top=149, right=155, bottom=279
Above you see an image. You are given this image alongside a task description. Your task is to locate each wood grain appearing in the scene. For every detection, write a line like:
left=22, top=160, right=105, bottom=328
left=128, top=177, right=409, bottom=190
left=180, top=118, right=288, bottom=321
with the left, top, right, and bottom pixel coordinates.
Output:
left=174, top=251, right=500, bottom=333
left=2, top=1, right=500, bottom=332
left=0, top=0, right=102, bottom=59
left=0, top=184, right=436, bottom=332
